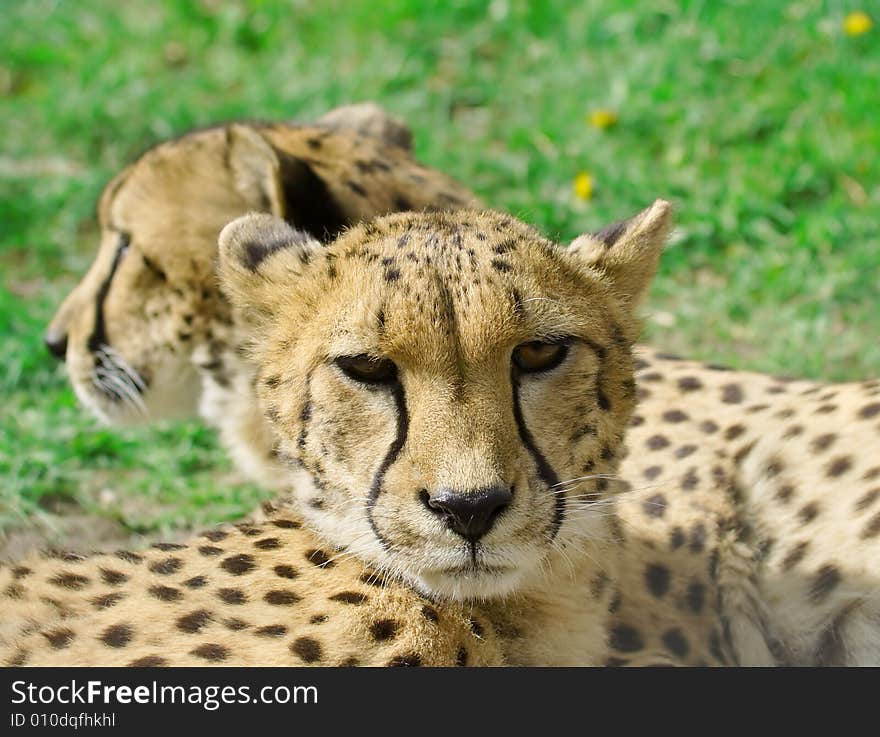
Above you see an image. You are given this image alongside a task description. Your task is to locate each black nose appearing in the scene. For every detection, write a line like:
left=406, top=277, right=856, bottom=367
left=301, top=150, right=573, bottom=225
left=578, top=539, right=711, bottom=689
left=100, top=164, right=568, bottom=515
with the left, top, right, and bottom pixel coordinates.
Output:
left=422, top=485, right=512, bottom=542
left=44, top=330, right=68, bottom=361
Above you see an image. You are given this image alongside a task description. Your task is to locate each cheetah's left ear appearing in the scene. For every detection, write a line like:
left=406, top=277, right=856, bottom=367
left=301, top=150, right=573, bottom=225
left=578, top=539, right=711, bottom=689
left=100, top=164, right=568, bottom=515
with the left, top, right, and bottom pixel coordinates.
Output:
left=217, top=213, right=321, bottom=322
left=568, top=199, right=672, bottom=306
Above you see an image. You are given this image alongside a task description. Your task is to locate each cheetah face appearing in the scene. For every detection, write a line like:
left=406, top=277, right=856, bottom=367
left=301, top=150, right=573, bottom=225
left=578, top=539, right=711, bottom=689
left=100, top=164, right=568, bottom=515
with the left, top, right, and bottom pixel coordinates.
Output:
left=44, top=126, right=292, bottom=425
left=220, top=204, right=670, bottom=600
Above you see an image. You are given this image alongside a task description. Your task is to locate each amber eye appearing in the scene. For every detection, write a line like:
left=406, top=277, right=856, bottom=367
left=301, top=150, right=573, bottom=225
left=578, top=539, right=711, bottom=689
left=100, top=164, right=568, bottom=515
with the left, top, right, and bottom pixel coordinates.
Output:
left=335, top=355, right=398, bottom=385
left=512, top=341, right=570, bottom=374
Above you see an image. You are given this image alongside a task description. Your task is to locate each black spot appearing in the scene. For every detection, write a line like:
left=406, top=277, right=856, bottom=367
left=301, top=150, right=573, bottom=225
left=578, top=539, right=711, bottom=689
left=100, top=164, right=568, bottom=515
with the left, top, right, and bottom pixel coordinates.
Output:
left=662, top=409, right=689, bottom=423
left=809, top=565, right=841, bottom=603
left=217, top=588, right=247, bottom=605
left=421, top=605, right=439, bottom=623
left=306, top=549, right=334, bottom=568
left=826, top=456, right=852, bottom=478
left=255, top=625, right=288, bottom=638
left=662, top=628, right=690, bottom=658
left=456, top=647, right=469, bottom=667
left=44, top=628, right=75, bottom=650
left=183, top=576, right=207, bottom=589
left=91, top=592, right=125, bottom=610
left=149, top=557, right=183, bottom=575
left=862, top=512, right=880, bottom=539
left=203, top=530, right=229, bottom=542
left=721, top=384, right=744, bottom=403
left=677, top=376, right=703, bottom=392
left=859, top=402, right=880, bottom=419
left=49, top=572, right=90, bottom=590
left=646, top=434, right=670, bottom=450
left=724, top=424, right=746, bottom=440
left=265, top=589, right=301, bottom=606
left=609, top=624, right=644, bottom=652
left=148, top=585, right=182, bottom=602
left=177, top=609, right=212, bottom=633
left=190, top=644, right=229, bottom=662
left=221, top=553, right=256, bottom=576
left=129, top=655, right=167, bottom=667
left=781, top=541, right=809, bottom=570
left=669, top=527, right=686, bottom=550
left=273, top=565, right=299, bottom=579
left=198, top=545, right=223, bottom=557
left=370, top=619, right=399, bottom=641
left=272, top=518, right=301, bottom=529
left=645, top=564, right=671, bottom=598
left=491, top=258, right=512, bottom=272
left=642, top=493, right=667, bottom=518
left=686, top=582, right=705, bottom=613
left=291, top=637, right=323, bottom=663
left=798, top=502, right=820, bottom=524
left=254, top=537, right=282, bottom=550
left=100, top=624, right=133, bottom=648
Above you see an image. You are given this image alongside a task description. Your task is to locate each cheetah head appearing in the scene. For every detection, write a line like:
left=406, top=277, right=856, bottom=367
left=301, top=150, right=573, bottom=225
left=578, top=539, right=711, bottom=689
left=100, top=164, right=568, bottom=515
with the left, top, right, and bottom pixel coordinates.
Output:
left=219, top=204, right=671, bottom=600
left=43, top=124, right=296, bottom=424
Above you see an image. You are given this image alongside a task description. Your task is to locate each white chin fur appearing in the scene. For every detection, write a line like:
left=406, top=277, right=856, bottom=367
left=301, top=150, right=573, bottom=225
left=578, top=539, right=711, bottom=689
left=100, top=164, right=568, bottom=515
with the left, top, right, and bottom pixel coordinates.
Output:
left=414, top=566, right=528, bottom=601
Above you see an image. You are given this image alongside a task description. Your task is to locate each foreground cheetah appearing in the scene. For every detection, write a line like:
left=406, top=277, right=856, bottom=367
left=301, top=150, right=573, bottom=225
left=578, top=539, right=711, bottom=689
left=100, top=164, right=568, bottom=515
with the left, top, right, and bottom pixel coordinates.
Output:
left=43, top=103, right=478, bottom=492
left=9, top=203, right=878, bottom=665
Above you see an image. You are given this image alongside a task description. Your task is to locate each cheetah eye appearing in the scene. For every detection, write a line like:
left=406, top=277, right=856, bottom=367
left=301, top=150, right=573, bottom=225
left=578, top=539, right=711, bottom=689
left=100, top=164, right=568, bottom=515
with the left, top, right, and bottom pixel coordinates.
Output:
left=512, top=341, right=570, bottom=374
left=335, top=355, right=398, bottom=385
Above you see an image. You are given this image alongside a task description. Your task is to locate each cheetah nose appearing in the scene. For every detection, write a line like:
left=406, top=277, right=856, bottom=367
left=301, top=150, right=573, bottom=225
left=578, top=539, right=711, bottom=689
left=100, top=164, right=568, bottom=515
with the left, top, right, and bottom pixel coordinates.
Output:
left=422, top=485, right=512, bottom=542
left=44, top=329, right=68, bottom=361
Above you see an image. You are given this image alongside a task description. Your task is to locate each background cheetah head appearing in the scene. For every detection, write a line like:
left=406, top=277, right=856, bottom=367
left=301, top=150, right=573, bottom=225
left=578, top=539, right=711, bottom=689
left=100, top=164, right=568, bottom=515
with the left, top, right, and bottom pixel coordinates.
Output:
left=219, top=203, right=671, bottom=600
left=43, top=124, right=296, bottom=425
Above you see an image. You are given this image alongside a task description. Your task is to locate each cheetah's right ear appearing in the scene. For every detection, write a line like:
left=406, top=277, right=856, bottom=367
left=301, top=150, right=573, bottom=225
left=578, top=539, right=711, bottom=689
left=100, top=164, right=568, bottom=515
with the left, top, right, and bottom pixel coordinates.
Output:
left=218, top=213, right=321, bottom=322
left=568, top=199, right=672, bottom=307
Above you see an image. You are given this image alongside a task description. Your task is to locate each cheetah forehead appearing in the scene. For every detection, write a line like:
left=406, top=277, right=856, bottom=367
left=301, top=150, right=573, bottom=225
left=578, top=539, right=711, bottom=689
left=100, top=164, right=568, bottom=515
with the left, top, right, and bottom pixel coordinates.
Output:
left=289, top=210, right=606, bottom=357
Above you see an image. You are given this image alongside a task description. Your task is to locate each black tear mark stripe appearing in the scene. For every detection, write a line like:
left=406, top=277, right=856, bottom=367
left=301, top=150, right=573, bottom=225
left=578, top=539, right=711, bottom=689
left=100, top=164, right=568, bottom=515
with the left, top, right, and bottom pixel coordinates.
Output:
left=87, top=234, right=130, bottom=353
left=366, top=382, right=409, bottom=550
left=576, top=336, right=613, bottom=412
left=511, top=366, right=564, bottom=536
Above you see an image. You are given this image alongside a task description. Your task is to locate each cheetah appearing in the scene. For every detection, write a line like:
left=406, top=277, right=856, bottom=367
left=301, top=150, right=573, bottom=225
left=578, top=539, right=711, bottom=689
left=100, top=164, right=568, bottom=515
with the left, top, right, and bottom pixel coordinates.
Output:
left=213, top=205, right=880, bottom=666
left=43, top=103, right=479, bottom=492
left=11, top=203, right=878, bottom=666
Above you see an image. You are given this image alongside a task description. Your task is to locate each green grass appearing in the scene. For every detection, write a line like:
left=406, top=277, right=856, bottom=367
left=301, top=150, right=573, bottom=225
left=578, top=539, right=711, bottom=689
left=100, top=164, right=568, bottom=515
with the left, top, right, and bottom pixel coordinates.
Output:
left=1, top=0, right=878, bottom=535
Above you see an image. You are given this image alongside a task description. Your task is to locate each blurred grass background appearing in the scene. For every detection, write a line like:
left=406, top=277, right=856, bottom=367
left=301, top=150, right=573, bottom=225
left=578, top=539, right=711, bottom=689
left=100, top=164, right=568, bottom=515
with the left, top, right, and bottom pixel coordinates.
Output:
left=1, top=0, right=877, bottom=539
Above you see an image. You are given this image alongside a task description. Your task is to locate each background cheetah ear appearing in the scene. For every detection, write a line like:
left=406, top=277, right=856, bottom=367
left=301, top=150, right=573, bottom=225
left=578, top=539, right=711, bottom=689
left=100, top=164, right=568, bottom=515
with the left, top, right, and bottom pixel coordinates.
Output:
left=316, top=102, right=413, bottom=151
left=218, top=213, right=320, bottom=320
left=569, top=199, right=672, bottom=306
left=226, top=125, right=286, bottom=218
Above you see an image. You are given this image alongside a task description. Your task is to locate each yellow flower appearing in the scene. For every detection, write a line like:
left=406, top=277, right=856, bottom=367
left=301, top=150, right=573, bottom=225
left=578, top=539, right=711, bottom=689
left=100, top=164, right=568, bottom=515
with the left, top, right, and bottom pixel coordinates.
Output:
left=573, top=172, right=594, bottom=200
left=587, top=109, right=619, bottom=130
left=843, top=11, right=872, bottom=35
